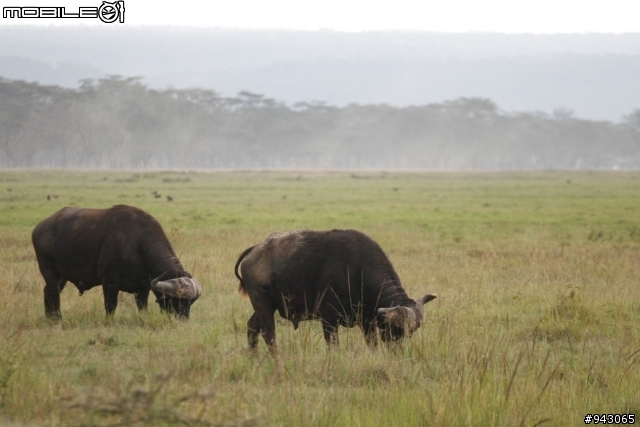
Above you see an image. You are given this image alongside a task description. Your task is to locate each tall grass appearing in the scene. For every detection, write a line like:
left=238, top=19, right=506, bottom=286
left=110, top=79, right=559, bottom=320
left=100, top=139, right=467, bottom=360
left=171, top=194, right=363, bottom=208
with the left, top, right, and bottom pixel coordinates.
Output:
left=0, top=170, right=638, bottom=426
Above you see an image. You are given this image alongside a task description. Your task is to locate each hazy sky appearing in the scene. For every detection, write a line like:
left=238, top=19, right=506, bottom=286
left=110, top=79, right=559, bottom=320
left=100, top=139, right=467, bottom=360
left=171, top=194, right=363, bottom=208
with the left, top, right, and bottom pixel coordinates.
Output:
left=1, top=0, right=639, bottom=33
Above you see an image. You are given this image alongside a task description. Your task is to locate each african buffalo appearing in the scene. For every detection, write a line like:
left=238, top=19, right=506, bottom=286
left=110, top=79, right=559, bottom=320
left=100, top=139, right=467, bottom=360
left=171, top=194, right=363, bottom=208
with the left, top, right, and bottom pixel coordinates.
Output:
left=234, top=229, right=436, bottom=352
left=32, top=205, right=201, bottom=319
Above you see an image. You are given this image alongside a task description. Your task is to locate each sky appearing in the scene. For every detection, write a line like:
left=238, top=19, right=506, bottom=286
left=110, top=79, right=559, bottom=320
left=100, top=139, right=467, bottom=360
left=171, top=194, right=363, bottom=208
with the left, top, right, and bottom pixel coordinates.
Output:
left=1, top=0, right=640, bottom=33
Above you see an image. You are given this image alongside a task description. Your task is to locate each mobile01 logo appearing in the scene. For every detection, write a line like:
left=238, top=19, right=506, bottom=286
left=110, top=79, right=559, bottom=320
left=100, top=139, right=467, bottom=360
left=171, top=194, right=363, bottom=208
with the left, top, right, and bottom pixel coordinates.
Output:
left=3, top=1, right=125, bottom=23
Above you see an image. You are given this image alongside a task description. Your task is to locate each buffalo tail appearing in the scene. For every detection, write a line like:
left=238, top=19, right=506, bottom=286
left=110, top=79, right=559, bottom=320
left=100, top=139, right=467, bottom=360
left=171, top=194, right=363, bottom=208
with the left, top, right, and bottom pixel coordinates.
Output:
left=234, top=245, right=256, bottom=296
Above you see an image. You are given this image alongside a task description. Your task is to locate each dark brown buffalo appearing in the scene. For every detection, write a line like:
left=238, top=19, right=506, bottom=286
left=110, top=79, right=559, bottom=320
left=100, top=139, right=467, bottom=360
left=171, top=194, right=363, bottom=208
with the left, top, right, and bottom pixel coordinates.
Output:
left=235, top=229, right=436, bottom=352
left=32, top=205, right=201, bottom=319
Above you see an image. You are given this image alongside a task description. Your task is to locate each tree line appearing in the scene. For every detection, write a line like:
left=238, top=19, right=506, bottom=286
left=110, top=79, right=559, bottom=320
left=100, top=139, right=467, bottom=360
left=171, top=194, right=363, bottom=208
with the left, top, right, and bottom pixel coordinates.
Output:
left=1, top=75, right=639, bottom=169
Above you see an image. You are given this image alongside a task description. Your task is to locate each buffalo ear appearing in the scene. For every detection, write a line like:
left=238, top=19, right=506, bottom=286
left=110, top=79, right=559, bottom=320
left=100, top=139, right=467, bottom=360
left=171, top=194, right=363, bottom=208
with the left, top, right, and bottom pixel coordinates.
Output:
left=417, top=293, right=437, bottom=305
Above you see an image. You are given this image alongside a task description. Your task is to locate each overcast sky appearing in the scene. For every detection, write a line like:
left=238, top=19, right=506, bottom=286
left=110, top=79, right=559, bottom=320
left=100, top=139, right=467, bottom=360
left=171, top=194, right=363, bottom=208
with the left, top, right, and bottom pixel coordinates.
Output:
left=1, top=0, right=640, bottom=33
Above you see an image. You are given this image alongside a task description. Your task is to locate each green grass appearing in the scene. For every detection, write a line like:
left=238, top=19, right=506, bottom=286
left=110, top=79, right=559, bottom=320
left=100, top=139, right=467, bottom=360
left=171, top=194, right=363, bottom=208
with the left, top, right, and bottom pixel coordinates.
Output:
left=0, top=170, right=639, bottom=426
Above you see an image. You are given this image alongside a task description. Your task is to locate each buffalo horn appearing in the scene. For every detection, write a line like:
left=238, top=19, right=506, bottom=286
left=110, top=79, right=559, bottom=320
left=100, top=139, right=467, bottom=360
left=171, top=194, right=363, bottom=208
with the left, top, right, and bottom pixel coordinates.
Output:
left=376, top=305, right=418, bottom=330
left=417, top=293, right=437, bottom=305
left=150, top=271, right=168, bottom=289
left=151, top=276, right=202, bottom=300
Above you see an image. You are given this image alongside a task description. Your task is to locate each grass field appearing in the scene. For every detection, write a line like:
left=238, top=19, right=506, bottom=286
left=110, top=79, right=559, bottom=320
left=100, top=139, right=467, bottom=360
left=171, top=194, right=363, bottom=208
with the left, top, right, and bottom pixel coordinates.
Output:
left=0, top=170, right=639, bottom=427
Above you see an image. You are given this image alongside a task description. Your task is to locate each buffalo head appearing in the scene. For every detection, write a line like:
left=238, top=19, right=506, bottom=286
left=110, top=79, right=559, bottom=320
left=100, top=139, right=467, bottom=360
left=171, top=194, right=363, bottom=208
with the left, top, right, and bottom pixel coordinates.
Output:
left=376, top=293, right=437, bottom=342
left=151, top=274, right=202, bottom=319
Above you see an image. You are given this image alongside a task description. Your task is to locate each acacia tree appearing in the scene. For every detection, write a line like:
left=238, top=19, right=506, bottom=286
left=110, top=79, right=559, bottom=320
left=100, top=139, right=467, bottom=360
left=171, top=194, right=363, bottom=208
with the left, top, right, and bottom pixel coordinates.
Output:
left=0, top=79, right=36, bottom=166
left=0, top=76, right=638, bottom=169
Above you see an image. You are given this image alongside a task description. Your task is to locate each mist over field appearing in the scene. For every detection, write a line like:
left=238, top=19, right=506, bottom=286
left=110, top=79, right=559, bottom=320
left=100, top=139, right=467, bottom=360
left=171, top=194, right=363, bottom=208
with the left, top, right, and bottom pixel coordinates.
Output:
left=1, top=27, right=640, bottom=169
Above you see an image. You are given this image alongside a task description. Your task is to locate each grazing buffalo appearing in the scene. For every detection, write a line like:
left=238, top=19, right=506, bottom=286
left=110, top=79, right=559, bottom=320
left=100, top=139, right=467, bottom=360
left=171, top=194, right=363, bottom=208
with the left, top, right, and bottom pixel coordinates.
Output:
left=234, top=229, right=436, bottom=352
left=32, top=205, right=201, bottom=319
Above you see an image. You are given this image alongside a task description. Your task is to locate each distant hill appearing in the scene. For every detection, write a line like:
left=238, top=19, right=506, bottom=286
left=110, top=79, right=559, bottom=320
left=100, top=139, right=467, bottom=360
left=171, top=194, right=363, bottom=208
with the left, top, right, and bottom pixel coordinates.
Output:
left=1, top=27, right=640, bottom=121
left=0, top=56, right=103, bottom=87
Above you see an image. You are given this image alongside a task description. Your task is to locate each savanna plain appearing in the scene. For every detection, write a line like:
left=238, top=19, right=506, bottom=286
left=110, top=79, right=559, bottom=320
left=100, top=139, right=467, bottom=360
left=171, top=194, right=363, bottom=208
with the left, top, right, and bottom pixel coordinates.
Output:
left=0, top=170, right=639, bottom=427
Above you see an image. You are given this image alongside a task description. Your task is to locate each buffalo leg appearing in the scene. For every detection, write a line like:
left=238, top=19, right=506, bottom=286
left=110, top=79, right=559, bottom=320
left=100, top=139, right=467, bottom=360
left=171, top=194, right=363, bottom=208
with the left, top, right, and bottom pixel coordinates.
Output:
left=250, top=301, right=277, bottom=353
left=363, top=321, right=378, bottom=348
left=43, top=276, right=67, bottom=320
left=259, top=312, right=277, bottom=353
left=321, top=319, right=340, bottom=347
left=135, top=288, right=150, bottom=311
left=38, top=258, right=67, bottom=319
left=247, top=312, right=261, bottom=350
left=102, top=284, right=119, bottom=316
